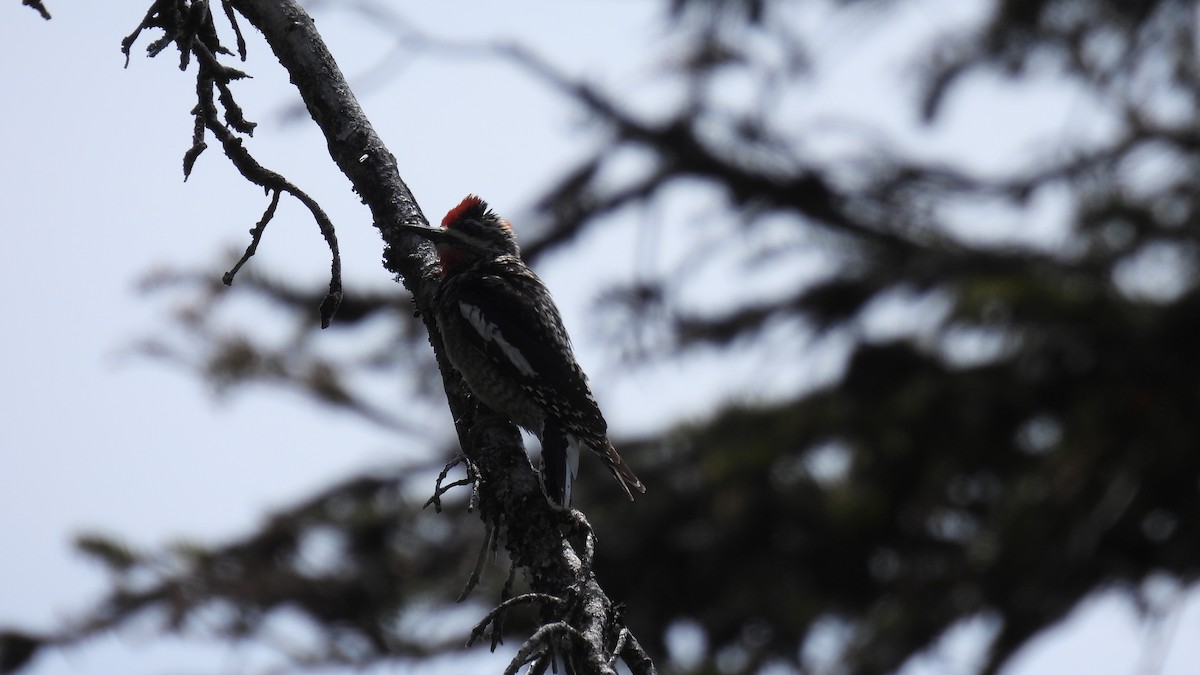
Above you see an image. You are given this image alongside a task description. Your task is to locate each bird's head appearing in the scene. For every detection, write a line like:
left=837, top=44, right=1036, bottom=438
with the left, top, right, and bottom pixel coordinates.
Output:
left=402, top=195, right=519, bottom=274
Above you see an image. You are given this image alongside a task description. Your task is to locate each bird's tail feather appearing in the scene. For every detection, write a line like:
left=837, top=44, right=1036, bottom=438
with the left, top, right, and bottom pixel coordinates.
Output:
left=541, top=428, right=646, bottom=506
left=602, top=439, right=646, bottom=501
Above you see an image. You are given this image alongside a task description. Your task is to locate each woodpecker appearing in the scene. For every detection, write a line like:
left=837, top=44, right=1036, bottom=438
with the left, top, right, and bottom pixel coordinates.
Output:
left=402, top=195, right=645, bottom=507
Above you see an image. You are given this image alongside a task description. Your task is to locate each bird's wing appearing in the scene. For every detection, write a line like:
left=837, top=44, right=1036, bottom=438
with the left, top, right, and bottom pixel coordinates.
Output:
left=450, top=270, right=607, bottom=434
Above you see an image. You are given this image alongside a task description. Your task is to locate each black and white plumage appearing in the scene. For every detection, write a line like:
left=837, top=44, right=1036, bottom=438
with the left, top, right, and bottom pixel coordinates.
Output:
left=403, top=195, right=645, bottom=507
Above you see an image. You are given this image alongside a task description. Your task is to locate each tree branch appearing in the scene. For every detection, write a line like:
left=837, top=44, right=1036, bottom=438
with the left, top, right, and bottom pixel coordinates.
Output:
left=21, top=0, right=50, bottom=20
left=155, top=1, right=652, bottom=672
left=6, top=3, right=650, bottom=673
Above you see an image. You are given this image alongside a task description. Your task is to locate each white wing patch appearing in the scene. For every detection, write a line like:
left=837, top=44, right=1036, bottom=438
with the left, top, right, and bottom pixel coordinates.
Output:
left=563, top=435, right=582, bottom=507
left=458, top=301, right=537, bottom=378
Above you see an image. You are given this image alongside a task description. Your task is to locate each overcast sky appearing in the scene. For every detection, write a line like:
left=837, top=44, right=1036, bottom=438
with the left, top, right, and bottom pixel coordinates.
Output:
left=2, top=2, right=1198, bottom=674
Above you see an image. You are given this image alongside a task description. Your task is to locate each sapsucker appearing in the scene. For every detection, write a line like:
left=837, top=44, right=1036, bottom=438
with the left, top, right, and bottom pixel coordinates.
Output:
left=403, top=195, right=645, bottom=507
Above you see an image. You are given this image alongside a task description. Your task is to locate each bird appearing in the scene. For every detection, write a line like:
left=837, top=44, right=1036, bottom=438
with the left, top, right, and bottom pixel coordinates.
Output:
left=400, top=195, right=645, bottom=507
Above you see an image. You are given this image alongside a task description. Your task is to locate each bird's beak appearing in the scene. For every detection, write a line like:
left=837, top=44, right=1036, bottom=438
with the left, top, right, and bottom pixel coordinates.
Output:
left=398, top=224, right=450, bottom=243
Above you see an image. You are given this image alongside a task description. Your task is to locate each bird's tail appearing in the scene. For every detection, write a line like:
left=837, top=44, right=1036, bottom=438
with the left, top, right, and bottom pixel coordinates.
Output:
left=600, top=439, right=646, bottom=501
left=540, top=429, right=646, bottom=507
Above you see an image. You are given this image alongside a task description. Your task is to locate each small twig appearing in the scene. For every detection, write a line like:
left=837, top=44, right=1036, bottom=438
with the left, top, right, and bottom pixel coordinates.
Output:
left=175, top=0, right=204, bottom=70
left=617, top=629, right=657, bottom=675
left=120, top=1, right=165, bottom=66
left=503, top=622, right=583, bottom=675
left=467, top=592, right=565, bottom=648
left=22, top=0, right=51, bottom=20
left=456, top=521, right=495, bottom=602
left=423, top=454, right=480, bottom=512
left=609, top=627, right=629, bottom=667
left=125, top=2, right=342, bottom=328
left=182, top=101, right=208, bottom=177
left=484, top=562, right=521, bottom=650
left=223, top=188, right=280, bottom=285
left=198, top=81, right=343, bottom=327
left=563, top=509, right=597, bottom=584
left=527, top=652, right=554, bottom=675
left=219, top=0, right=247, bottom=60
